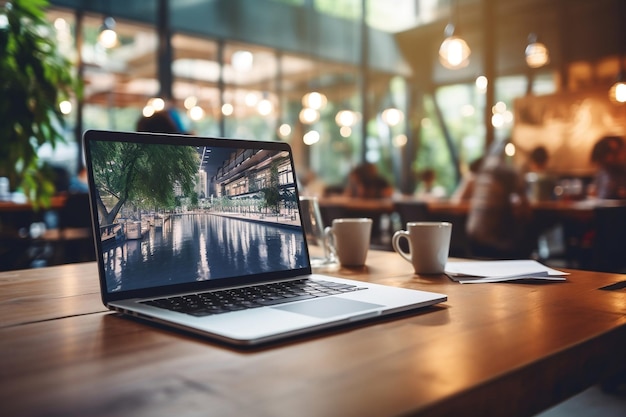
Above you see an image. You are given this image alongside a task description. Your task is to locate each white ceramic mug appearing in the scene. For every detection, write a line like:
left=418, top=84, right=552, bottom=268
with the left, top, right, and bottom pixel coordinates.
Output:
left=392, top=222, right=452, bottom=274
left=324, top=218, right=372, bottom=267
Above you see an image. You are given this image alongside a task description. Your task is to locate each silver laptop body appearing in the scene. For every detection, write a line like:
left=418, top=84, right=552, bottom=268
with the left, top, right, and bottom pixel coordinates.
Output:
left=84, top=129, right=446, bottom=346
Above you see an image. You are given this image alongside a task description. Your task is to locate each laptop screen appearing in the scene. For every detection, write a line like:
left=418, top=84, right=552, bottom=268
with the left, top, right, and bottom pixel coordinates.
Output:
left=84, top=130, right=310, bottom=299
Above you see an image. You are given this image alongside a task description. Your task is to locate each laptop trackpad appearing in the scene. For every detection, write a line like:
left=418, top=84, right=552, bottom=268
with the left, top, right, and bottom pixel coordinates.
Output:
left=273, top=297, right=383, bottom=319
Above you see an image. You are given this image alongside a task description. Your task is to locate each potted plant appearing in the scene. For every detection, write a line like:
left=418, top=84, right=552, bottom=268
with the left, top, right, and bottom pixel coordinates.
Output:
left=0, top=0, right=80, bottom=207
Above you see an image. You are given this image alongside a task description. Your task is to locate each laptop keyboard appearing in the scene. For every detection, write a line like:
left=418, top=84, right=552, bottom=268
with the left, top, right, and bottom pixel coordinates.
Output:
left=141, top=279, right=365, bottom=317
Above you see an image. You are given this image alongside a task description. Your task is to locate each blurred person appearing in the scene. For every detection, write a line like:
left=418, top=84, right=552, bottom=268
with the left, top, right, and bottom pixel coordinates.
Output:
left=466, top=140, right=534, bottom=259
left=524, top=145, right=557, bottom=202
left=589, top=135, right=626, bottom=200
left=343, top=162, right=393, bottom=199
left=450, top=157, right=483, bottom=203
left=414, top=168, right=446, bottom=200
left=136, top=108, right=188, bottom=134
left=527, top=145, right=549, bottom=172
left=50, top=165, right=71, bottom=195
left=299, top=170, right=327, bottom=198
left=69, top=166, right=89, bottom=194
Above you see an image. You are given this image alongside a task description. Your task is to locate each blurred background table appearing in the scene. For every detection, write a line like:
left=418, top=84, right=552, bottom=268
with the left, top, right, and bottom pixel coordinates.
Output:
left=0, top=194, right=94, bottom=270
left=317, top=195, right=626, bottom=272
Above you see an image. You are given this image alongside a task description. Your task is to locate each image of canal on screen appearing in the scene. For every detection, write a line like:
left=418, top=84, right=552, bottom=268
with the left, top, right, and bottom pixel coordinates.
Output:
left=89, top=140, right=308, bottom=292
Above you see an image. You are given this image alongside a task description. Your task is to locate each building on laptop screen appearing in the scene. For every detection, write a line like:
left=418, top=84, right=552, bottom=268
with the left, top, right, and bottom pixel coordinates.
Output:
left=89, top=141, right=308, bottom=292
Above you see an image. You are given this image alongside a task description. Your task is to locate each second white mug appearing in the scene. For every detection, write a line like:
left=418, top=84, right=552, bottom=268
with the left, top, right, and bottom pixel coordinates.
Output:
left=392, top=222, right=452, bottom=274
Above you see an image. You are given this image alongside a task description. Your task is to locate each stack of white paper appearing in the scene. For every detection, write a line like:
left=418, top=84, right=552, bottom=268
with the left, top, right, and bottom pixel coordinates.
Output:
left=445, top=260, right=569, bottom=284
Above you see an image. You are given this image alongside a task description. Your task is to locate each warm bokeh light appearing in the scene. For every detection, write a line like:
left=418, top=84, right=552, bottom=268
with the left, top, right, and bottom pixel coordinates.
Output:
left=339, top=126, right=352, bottom=137
left=59, top=100, right=72, bottom=115
left=493, top=101, right=507, bottom=114
left=491, top=113, right=504, bottom=128
left=98, top=29, right=117, bottom=49
left=302, top=91, right=327, bottom=110
left=503, top=110, right=514, bottom=124
left=257, top=98, right=273, bottom=116
left=439, top=36, right=471, bottom=69
left=475, top=75, right=488, bottom=93
left=525, top=42, right=550, bottom=68
left=299, top=107, right=320, bottom=124
left=221, top=103, right=234, bottom=116
left=381, top=108, right=404, bottom=126
left=393, top=134, right=408, bottom=147
left=231, top=50, right=254, bottom=72
left=303, top=130, right=320, bottom=145
left=245, top=92, right=258, bottom=107
left=335, top=110, right=358, bottom=127
left=98, top=17, right=118, bottom=49
left=54, top=17, right=68, bottom=31
left=188, top=105, right=204, bottom=121
left=278, top=123, right=292, bottom=138
left=148, top=97, right=165, bottom=112
left=505, top=142, right=516, bottom=156
left=609, top=81, right=626, bottom=103
left=142, top=105, right=155, bottom=117
left=184, top=96, right=197, bottom=110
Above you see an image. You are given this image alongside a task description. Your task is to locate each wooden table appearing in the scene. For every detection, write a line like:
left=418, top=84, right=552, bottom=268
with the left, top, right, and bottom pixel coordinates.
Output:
left=2, top=253, right=625, bottom=417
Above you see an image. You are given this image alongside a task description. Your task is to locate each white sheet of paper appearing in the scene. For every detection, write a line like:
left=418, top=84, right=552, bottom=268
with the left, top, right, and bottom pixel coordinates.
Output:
left=445, top=260, right=568, bottom=284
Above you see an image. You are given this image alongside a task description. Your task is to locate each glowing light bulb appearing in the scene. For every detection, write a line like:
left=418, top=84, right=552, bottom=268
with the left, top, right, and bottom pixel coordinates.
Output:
left=439, top=36, right=470, bottom=69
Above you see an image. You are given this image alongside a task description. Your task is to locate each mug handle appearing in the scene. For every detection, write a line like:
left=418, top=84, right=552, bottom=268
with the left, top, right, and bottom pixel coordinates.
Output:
left=324, top=226, right=337, bottom=259
left=391, top=230, right=412, bottom=263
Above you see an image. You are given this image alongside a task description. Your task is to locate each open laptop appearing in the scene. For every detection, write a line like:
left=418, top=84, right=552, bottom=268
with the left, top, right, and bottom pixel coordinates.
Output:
left=83, top=129, right=446, bottom=346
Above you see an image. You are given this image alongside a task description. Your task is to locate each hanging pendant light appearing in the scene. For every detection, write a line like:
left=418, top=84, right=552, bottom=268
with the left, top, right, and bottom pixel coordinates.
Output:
left=97, top=16, right=118, bottom=49
left=525, top=33, right=550, bottom=68
left=439, top=23, right=471, bottom=70
left=439, top=0, right=470, bottom=70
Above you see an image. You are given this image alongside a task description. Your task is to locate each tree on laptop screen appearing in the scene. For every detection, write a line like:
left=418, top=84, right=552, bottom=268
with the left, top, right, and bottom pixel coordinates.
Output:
left=90, top=140, right=308, bottom=292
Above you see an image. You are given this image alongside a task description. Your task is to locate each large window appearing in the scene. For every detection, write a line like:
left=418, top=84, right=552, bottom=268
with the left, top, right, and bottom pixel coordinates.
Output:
left=41, top=3, right=432, bottom=196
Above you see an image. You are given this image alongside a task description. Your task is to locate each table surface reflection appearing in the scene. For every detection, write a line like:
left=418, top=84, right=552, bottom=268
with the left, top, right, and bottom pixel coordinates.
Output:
left=1, top=251, right=625, bottom=417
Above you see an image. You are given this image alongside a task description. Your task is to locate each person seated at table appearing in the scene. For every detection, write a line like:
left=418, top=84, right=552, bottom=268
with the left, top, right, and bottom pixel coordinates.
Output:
left=414, top=168, right=446, bottom=200
left=588, top=135, right=626, bottom=200
left=450, top=157, right=483, bottom=203
left=136, top=108, right=189, bottom=134
left=343, top=162, right=393, bottom=199
left=466, top=140, right=534, bottom=259
left=524, top=145, right=557, bottom=202
left=299, top=170, right=327, bottom=198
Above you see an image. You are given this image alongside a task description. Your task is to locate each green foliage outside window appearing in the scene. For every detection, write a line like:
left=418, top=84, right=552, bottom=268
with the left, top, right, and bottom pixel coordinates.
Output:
left=0, top=0, right=81, bottom=206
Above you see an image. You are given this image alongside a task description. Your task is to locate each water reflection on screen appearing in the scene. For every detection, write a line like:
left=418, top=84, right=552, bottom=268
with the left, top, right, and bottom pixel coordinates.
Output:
left=103, top=214, right=307, bottom=292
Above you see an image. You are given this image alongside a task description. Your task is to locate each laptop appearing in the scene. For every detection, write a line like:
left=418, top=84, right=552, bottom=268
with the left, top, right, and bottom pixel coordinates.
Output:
left=83, top=129, right=447, bottom=346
